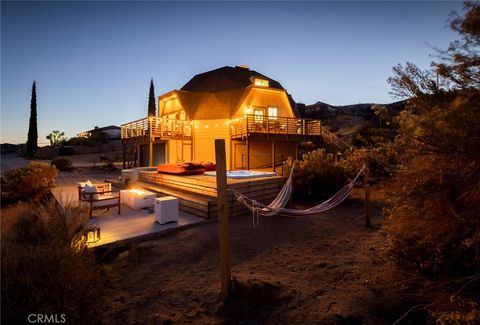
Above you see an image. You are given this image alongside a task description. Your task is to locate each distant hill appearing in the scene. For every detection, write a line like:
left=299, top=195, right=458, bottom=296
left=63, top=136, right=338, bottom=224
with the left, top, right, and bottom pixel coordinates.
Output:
left=296, top=100, right=407, bottom=130
left=0, top=143, right=19, bottom=155
left=298, top=100, right=407, bottom=119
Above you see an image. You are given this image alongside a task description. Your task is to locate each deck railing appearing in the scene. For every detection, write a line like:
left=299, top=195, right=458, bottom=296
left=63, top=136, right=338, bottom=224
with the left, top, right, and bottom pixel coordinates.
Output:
left=121, top=116, right=192, bottom=139
left=230, top=115, right=324, bottom=138
left=230, top=114, right=348, bottom=151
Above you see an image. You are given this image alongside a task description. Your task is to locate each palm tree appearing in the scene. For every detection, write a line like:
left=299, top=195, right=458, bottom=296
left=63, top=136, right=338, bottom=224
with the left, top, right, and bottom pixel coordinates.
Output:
left=46, top=130, right=65, bottom=146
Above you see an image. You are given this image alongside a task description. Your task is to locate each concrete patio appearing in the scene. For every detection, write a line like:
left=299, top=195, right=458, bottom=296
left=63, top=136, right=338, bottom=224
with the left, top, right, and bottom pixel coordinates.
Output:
left=51, top=171, right=205, bottom=248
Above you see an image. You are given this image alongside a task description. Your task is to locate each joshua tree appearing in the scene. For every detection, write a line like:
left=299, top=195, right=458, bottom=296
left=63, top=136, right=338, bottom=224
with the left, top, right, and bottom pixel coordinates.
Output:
left=46, top=130, right=65, bottom=146
left=148, top=78, right=156, bottom=117
left=26, top=81, right=38, bottom=157
left=371, top=104, right=388, bottom=128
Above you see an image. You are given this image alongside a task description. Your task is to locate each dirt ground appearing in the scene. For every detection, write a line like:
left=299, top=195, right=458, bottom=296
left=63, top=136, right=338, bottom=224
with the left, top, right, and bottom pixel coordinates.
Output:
left=102, top=189, right=391, bottom=325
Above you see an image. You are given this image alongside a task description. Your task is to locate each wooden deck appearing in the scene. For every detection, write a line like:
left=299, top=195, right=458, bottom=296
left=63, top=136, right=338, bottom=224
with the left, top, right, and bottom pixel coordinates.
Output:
left=130, top=171, right=286, bottom=219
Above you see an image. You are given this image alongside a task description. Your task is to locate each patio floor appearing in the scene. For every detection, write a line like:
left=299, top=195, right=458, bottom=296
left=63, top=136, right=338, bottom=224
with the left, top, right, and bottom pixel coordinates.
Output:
left=51, top=171, right=205, bottom=248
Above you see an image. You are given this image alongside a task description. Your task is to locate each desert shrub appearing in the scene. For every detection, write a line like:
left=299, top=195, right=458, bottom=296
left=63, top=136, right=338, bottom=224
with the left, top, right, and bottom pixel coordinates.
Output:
left=381, top=3, right=480, bottom=323
left=351, top=124, right=397, bottom=148
left=64, top=136, right=93, bottom=147
left=51, top=157, right=73, bottom=171
left=58, top=145, right=74, bottom=156
left=1, top=200, right=107, bottom=324
left=384, top=155, right=480, bottom=276
left=1, top=162, right=57, bottom=203
left=292, top=149, right=346, bottom=199
left=338, top=144, right=398, bottom=184
left=34, top=146, right=58, bottom=160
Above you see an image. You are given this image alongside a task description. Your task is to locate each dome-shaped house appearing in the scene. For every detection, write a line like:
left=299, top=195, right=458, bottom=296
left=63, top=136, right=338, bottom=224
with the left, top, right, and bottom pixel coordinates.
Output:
left=122, top=65, right=328, bottom=170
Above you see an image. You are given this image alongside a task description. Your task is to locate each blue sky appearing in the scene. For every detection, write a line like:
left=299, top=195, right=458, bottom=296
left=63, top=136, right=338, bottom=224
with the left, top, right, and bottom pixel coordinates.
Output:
left=1, top=1, right=463, bottom=144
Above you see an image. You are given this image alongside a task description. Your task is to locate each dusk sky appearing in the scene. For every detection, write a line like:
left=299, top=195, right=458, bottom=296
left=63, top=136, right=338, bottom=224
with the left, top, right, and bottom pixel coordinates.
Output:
left=1, top=1, right=463, bottom=144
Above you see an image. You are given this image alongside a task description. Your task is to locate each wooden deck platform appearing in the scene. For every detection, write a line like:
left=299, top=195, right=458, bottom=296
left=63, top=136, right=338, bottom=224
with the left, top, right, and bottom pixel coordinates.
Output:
left=130, top=171, right=286, bottom=219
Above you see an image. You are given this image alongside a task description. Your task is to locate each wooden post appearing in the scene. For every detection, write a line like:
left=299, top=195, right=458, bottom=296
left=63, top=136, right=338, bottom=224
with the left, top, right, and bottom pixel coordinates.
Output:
left=246, top=139, right=250, bottom=170
left=271, top=141, right=276, bottom=172
left=149, top=140, right=153, bottom=167
left=215, top=139, right=231, bottom=301
left=122, top=141, right=126, bottom=169
left=364, top=166, right=371, bottom=228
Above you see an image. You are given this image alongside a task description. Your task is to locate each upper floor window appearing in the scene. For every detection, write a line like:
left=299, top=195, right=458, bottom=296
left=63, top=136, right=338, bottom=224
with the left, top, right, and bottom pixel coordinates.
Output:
left=268, top=107, right=278, bottom=120
left=254, top=109, right=264, bottom=123
left=254, top=78, right=269, bottom=87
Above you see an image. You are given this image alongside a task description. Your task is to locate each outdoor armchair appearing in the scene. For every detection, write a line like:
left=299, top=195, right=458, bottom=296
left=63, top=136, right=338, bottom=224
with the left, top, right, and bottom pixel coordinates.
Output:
left=78, top=181, right=121, bottom=217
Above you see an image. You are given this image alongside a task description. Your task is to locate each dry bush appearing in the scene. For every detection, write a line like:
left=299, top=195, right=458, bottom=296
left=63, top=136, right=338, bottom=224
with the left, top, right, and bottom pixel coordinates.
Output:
left=1, top=200, right=108, bottom=324
left=338, top=144, right=398, bottom=184
left=380, top=4, right=480, bottom=322
left=51, top=157, right=73, bottom=171
left=292, top=149, right=347, bottom=199
left=384, top=154, right=480, bottom=274
left=1, top=162, right=57, bottom=203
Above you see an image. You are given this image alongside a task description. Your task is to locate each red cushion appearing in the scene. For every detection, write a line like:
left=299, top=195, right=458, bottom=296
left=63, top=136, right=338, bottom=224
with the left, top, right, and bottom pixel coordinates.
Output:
left=157, top=163, right=205, bottom=175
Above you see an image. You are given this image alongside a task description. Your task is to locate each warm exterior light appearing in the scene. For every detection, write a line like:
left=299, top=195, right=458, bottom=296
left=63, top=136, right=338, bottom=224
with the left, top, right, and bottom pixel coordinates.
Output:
left=215, top=123, right=219, bottom=127
left=205, top=125, right=209, bottom=128
left=86, top=227, right=101, bottom=243
left=244, top=106, right=253, bottom=114
left=254, top=78, right=269, bottom=87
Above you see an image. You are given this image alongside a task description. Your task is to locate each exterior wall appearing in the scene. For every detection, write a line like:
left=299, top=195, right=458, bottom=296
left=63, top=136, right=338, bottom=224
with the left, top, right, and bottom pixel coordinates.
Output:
left=192, top=119, right=230, bottom=164
left=233, top=87, right=294, bottom=118
left=165, top=139, right=191, bottom=163
left=158, top=95, right=183, bottom=117
left=139, top=142, right=166, bottom=167
left=232, top=140, right=296, bottom=170
left=232, top=141, right=246, bottom=169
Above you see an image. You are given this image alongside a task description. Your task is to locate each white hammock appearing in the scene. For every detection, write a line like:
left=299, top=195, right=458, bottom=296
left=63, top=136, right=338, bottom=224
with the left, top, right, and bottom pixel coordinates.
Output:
left=231, top=163, right=365, bottom=223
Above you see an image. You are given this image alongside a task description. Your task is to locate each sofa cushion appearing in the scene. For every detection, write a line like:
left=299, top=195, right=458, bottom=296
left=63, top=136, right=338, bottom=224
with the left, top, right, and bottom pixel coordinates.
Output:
left=83, top=184, right=99, bottom=201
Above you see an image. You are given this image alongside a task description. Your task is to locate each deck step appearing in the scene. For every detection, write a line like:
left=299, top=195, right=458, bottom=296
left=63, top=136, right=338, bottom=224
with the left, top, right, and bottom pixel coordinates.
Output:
left=130, top=181, right=215, bottom=219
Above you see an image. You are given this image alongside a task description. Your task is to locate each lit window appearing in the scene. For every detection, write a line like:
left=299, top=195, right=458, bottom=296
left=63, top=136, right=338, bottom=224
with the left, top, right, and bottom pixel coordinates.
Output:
left=254, top=109, right=264, bottom=123
left=254, top=78, right=269, bottom=87
left=268, top=107, right=278, bottom=120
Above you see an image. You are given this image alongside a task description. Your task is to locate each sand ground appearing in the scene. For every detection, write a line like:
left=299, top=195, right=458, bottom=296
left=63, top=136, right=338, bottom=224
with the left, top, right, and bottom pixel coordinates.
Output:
left=103, top=189, right=389, bottom=324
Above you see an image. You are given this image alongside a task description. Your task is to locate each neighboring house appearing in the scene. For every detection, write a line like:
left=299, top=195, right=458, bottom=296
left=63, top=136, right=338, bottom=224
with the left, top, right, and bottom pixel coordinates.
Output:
left=121, top=65, right=343, bottom=169
left=77, top=125, right=121, bottom=140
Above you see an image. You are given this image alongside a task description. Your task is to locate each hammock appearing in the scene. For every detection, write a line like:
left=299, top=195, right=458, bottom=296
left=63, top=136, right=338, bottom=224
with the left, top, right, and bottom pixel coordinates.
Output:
left=231, top=163, right=365, bottom=224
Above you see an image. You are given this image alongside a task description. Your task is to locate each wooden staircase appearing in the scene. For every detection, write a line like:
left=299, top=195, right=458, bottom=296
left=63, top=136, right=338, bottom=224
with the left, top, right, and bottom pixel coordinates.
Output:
left=320, top=127, right=349, bottom=154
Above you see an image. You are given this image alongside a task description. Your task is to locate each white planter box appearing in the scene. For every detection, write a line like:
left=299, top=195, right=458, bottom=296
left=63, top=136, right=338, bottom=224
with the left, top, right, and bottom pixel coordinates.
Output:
left=121, top=189, right=156, bottom=210
left=154, top=196, right=179, bottom=224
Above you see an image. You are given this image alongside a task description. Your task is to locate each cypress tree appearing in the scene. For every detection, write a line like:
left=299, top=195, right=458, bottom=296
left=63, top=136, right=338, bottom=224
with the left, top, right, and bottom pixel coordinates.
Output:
left=148, top=78, right=156, bottom=117
left=26, top=81, right=38, bottom=157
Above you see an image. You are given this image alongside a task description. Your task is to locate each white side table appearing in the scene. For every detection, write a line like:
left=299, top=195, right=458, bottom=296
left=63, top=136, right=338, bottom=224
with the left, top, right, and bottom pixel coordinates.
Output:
left=154, top=196, right=179, bottom=224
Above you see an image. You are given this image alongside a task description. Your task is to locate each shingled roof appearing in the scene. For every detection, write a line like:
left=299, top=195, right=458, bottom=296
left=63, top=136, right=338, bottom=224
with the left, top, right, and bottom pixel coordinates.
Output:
left=181, top=66, right=286, bottom=92
left=161, top=66, right=296, bottom=119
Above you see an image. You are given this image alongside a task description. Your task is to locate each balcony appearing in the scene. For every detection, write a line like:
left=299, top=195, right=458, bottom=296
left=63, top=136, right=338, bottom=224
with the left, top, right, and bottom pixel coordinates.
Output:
left=229, top=115, right=322, bottom=139
left=230, top=115, right=348, bottom=151
left=121, top=117, right=192, bottom=140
